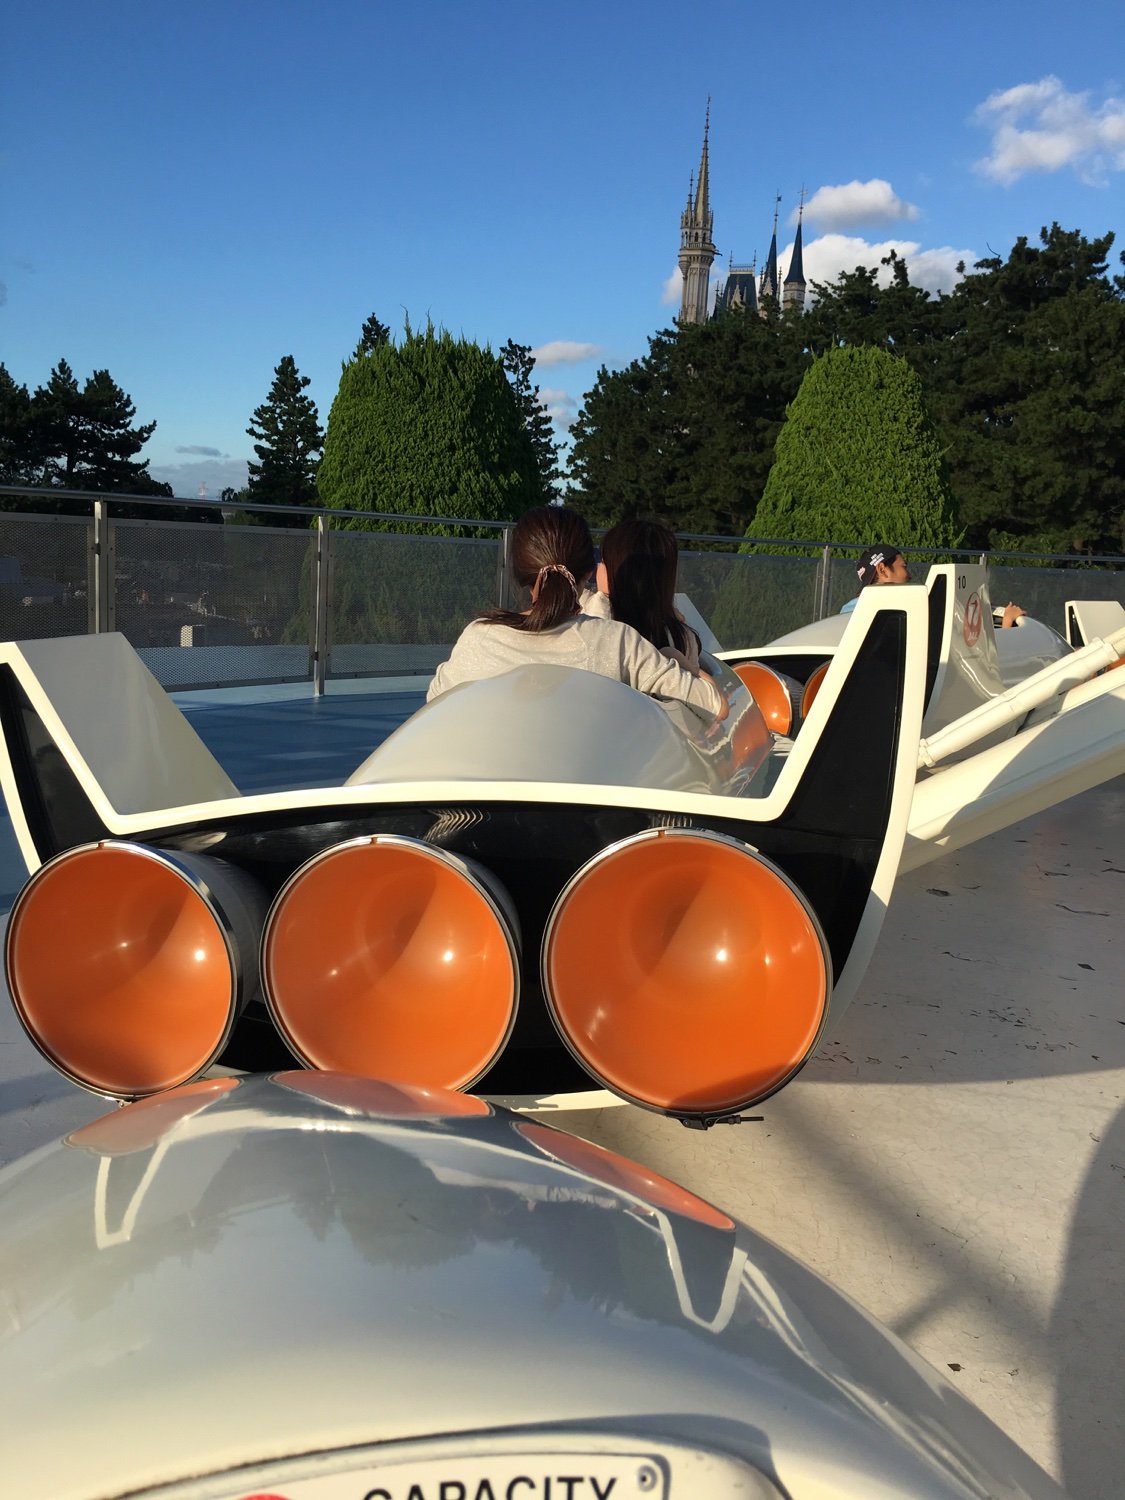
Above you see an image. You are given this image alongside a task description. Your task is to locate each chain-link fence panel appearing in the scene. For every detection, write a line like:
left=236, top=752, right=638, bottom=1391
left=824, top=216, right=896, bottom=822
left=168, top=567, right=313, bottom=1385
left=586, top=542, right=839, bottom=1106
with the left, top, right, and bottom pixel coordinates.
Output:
left=987, top=562, right=1124, bottom=632
left=0, top=513, right=89, bottom=641
left=326, top=530, right=501, bottom=677
left=679, top=549, right=823, bottom=648
left=112, top=517, right=315, bottom=688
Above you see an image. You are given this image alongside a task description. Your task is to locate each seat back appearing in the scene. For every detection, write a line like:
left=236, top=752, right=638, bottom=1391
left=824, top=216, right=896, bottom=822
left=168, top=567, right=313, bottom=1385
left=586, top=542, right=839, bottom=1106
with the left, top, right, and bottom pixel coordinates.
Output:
left=0, top=633, right=238, bottom=870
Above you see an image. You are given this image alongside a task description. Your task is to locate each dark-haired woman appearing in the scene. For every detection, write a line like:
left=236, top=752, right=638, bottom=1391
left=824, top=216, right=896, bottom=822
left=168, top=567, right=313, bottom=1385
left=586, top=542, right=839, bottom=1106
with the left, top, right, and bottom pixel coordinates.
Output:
left=427, top=507, right=725, bottom=720
left=586, top=518, right=702, bottom=673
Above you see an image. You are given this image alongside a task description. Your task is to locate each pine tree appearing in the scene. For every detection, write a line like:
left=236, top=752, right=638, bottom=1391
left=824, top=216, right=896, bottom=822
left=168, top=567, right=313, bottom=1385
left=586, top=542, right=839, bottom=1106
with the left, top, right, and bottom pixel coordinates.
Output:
left=500, top=340, right=561, bottom=501
left=0, top=364, right=34, bottom=490
left=25, top=360, right=171, bottom=506
left=246, top=355, right=324, bottom=524
left=353, top=314, right=392, bottom=359
left=318, top=322, right=540, bottom=531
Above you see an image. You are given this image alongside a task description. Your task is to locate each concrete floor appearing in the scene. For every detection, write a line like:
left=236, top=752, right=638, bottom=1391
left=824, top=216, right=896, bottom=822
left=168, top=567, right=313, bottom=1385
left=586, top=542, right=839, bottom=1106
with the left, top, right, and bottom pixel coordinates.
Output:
left=0, top=685, right=1120, bottom=1497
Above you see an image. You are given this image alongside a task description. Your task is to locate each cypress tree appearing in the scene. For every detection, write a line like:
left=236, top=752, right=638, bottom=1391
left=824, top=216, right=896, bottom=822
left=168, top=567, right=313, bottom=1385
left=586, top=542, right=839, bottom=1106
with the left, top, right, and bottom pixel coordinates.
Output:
left=318, top=322, right=540, bottom=531
left=746, top=345, right=961, bottom=550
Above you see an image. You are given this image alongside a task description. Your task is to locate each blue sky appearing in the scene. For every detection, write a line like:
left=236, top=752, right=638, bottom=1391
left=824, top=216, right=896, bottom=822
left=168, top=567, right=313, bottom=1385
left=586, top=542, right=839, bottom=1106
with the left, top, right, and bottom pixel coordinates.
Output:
left=3, top=0, right=1123, bottom=498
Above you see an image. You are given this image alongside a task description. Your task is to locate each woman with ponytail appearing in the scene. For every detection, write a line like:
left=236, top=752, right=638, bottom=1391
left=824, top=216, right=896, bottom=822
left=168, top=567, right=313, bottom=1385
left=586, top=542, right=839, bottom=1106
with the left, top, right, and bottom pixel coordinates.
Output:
left=427, top=506, right=725, bottom=720
left=584, top=518, right=703, bottom=674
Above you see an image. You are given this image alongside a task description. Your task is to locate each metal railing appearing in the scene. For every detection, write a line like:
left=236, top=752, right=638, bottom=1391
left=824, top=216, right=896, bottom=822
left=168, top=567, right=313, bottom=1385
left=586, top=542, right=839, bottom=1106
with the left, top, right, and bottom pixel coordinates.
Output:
left=1, top=486, right=1121, bottom=693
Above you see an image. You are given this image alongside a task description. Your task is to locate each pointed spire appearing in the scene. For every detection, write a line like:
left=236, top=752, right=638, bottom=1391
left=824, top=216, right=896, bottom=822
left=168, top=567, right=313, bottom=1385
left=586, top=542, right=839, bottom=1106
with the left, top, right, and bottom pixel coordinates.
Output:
left=760, top=191, right=780, bottom=303
left=692, top=98, right=711, bottom=227
left=784, top=191, right=806, bottom=286
left=783, top=188, right=807, bottom=312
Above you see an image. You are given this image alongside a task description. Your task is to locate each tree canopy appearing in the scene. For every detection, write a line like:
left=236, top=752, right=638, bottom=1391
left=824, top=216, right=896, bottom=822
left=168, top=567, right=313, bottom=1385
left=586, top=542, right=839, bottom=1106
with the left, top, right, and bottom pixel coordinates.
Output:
left=569, top=308, right=808, bottom=534
left=245, top=354, right=324, bottom=524
left=353, top=313, right=392, bottom=358
left=569, top=224, right=1125, bottom=555
left=500, top=340, right=561, bottom=501
left=0, top=359, right=176, bottom=516
left=747, top=344, right=961, bottom=550
left=802, top=224, right=1125, bottom=553
left=318, top=322, right=542, bottom=530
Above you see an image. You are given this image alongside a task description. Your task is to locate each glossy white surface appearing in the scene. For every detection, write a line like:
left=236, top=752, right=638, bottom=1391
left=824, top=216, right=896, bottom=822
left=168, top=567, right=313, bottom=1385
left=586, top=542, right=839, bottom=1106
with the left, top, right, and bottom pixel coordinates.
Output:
left=0, top=1075, right=1064, bottom=1499
left=1065, top=598, right=1125, bottom=646
left=347, top=662, right=738, bottom=794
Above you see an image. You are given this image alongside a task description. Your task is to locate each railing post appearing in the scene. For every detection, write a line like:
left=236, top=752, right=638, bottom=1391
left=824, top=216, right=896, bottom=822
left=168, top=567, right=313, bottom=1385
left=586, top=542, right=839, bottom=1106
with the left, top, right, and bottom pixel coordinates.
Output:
left=497, top=522, right=514, bottom=609
left=91, top=500, right=114, bottom=634
left=312, top=514, right=331, bottom=696
left=815, top=545, right=833, bottom=620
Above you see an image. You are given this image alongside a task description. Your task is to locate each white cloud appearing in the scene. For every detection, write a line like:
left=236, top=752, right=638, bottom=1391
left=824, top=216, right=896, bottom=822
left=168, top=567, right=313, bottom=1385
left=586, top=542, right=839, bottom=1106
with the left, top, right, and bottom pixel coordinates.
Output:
left=148, top=456, right=250, bottom=498
left=803, top=179, right=919, bottom=230
left=799, top=234, right=976, bottom=298
left=539, top=387, right=579, bottom=430
left=531, top=340, right=602, bottom=367
left=973, top=75, right=1125, bottom=185
left=662, top=267, right=682, bottom=305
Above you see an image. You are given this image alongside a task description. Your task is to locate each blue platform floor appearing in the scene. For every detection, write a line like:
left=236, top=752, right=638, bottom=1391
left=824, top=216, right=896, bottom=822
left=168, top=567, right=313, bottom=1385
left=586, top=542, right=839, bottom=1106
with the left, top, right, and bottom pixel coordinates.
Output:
left=0, top=681, right=427, bottom=905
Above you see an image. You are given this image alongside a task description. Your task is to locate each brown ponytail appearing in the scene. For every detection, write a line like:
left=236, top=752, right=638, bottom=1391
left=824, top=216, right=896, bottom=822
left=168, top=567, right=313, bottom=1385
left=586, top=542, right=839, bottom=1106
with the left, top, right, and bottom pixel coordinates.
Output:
left=479, top=506, right=595, bottom=633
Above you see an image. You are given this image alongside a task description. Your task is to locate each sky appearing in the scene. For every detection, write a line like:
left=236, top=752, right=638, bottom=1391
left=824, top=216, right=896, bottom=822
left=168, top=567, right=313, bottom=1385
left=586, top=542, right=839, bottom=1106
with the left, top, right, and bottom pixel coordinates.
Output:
left=2, top=0, right=1124, bottom=499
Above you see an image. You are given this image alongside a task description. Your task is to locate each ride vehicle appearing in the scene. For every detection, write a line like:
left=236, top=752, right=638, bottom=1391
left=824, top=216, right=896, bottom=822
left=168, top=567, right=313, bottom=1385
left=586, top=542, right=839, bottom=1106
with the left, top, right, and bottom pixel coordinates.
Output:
left=0, top=570, right=1121, bottom=1119
left=0, top=589, right=928, bottom=1119
left=0, top=1070, right=1067, bottom=1499
left=716, top=562, right=1125, bottom=871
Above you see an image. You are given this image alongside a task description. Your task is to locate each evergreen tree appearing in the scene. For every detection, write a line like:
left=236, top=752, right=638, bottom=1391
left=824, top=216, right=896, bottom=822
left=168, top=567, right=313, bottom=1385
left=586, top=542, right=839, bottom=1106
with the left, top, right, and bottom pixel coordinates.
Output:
left=499, top=340, right=561, bottom=501
left=710, top=346, right=960, bottom=645
left=0, top=364, right=34, bottom=489
left=11, top=360, right=175, bottom=514
left=246, top=355, right=324, bottom=525
left=570, top=307, right=808, bottom=534
left=922, top=226, right=1124, bottom=553
left=746, top=345, right=961, bottom=550
left=318, top=322, right=540, bottom=531
left=353, top=314, right=392, bottom=359
left=800, top=226, right=1125, bottom=552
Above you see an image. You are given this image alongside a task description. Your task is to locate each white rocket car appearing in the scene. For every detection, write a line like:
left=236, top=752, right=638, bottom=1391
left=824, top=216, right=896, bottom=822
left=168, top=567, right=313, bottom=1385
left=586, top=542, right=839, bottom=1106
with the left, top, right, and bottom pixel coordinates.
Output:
left=716, top=563, right=1125, bottom=871
left=0, top=571, right=1120, bottom=1118
left=0, top=1071, right=1067, bottom=1499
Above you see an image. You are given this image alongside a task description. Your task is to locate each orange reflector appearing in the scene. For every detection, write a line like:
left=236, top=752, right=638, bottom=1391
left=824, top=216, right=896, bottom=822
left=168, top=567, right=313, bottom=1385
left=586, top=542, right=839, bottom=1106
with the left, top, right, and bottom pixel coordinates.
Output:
left=518, top=1120, right=734, bottom=1229
left=6, top=844, right=241, bottom=1100
left=731, top=662, right=796, bottom=735
left=801, top=661, right=830, bottom=717
left=542, top=830, right=830, bottom=1116
left=262, top=836, right=519, bottom=1089
left=275, top=1070, right=491, bottom=1118
left=67, top=1079, right=240, bottom=1156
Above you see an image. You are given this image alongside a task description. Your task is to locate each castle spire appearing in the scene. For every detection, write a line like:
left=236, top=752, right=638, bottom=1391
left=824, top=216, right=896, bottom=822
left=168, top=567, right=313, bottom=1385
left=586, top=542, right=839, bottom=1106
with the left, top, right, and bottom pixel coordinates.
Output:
left=783, top=188, right=807, bottom=312
left=759, top=192, right=781, bottom=307
left=678, top=103, right=716, bottom=325
left=693, top=101, right=711, bottom=227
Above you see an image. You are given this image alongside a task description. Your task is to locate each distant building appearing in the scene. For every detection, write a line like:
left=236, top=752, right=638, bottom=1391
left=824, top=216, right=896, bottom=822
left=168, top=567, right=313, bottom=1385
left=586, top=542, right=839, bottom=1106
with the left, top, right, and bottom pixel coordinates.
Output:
left=679, top=114, right=806, bottom=324
left=677, top=108, right=716, bottom=325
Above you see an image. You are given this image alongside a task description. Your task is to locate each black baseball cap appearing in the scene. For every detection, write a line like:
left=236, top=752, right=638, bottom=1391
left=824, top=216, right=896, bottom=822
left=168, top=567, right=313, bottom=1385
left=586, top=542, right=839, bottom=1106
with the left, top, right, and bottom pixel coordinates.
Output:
left=856, top=546, right=902, bottom=584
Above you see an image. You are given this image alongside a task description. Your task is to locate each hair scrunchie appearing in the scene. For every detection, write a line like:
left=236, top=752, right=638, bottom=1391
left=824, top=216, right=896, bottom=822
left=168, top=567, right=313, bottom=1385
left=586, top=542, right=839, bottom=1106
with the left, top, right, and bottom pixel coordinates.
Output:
left=534, top=563, right=578, bottom=600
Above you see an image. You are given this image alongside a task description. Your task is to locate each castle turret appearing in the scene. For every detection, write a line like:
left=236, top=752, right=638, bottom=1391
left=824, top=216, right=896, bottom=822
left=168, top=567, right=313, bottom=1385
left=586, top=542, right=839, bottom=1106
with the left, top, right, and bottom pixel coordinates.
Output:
left=758, top=194, right=781, bottom=309
left=714, top=253, right=759, bottom=316
left=678, top=107, right=716, bottom=325
left=783, top=194, right=807, bottom=313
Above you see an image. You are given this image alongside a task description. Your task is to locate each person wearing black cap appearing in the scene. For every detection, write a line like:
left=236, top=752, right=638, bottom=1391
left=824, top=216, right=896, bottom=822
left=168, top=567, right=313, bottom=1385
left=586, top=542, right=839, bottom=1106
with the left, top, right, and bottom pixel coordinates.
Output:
left=841, top=545, right=1025, bottom=625
left=840, top=546, right=910, bottom=612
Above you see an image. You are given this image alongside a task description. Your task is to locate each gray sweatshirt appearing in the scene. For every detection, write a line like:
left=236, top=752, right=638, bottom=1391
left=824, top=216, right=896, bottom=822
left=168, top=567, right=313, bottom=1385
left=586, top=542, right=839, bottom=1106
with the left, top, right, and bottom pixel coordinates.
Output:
left=426, top=613, right=724, bottom=718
